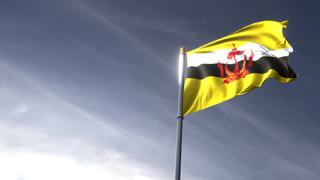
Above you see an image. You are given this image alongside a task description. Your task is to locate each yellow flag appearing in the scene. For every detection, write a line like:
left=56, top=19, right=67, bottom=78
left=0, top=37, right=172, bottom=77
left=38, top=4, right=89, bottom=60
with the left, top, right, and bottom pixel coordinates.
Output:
left=183, top=20, right=297, bottom=116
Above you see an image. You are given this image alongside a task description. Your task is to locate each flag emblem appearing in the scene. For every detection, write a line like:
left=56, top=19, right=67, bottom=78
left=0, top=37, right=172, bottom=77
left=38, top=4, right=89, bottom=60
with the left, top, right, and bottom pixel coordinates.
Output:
left=183, top=20, right=297, bottom=116
left=218, top=43, right=254, bottom=84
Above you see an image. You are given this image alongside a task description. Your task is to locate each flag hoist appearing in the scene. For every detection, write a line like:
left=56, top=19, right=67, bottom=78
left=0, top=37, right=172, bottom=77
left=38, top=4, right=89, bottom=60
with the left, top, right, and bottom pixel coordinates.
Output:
left=174, top=20, right=297, bottom=180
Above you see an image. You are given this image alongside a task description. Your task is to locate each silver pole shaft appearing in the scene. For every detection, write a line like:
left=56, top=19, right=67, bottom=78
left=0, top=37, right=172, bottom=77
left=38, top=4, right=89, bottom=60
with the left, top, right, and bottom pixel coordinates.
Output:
left=175, top=116, right=184, bottom=180
left=175, top=48, right=186, bottom=180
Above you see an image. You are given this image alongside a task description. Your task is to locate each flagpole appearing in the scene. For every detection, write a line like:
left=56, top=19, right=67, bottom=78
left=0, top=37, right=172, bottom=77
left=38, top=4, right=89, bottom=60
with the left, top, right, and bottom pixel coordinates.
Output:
left=175, top=47, right=186, bottom=180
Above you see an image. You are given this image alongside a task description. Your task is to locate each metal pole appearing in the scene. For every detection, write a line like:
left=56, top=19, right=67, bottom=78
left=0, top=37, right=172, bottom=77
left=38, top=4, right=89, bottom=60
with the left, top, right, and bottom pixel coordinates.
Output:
left=175, top=116, right=183, bottom=180
left=175, top=47, right=186, bottom=180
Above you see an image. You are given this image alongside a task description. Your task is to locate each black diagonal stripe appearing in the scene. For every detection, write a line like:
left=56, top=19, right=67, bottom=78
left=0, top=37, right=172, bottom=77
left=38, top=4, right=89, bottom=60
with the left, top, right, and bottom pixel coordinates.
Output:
left=186, top=57, right=297, bottom=79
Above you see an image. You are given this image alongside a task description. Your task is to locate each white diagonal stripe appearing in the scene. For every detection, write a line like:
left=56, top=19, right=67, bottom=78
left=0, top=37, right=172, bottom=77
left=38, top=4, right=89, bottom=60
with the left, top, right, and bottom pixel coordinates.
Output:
left=187, top=43, right=293, bottom=67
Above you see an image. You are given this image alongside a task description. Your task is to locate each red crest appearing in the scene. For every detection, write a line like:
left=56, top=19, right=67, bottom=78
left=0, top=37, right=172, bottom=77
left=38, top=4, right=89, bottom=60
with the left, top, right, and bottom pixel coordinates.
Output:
left=218, top=44, right=254, bottom=84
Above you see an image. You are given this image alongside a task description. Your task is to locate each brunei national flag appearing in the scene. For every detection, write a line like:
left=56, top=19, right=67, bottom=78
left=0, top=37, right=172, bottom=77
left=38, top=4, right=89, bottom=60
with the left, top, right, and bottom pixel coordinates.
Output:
left=183, top=20, right=297, bottom=116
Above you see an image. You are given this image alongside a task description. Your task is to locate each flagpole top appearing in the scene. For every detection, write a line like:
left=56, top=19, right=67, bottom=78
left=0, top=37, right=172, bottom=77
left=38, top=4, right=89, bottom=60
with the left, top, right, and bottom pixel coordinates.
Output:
left=180, top=47, right=186, bottom=54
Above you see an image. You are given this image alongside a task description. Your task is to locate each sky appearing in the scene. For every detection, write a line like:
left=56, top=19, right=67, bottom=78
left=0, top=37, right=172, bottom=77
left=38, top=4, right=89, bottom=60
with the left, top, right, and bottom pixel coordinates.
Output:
left=0, top=0, right=319, bottom=179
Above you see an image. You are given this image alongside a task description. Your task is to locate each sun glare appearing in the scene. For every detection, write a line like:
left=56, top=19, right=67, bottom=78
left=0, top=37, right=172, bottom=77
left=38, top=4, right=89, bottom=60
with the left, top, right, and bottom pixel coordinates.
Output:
left=0, top=151, right=155, bottom=180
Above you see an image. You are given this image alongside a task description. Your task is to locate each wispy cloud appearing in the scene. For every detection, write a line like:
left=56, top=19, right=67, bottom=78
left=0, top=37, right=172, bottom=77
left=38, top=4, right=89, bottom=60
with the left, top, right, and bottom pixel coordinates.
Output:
left=0, top=60, right=170, bottom=179
left=0, top=147, right=159, bottom=180
left=69, top=0, right=174, bottom=71
left=109, top=15, right=200, bottom=39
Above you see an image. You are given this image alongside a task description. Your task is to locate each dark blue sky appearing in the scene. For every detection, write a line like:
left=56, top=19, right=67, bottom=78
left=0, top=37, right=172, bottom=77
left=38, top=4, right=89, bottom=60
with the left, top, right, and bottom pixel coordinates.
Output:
left=0, top=0, right=319, bottom=179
